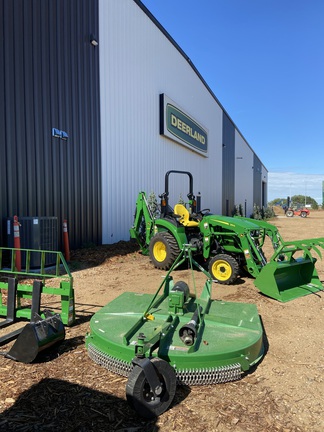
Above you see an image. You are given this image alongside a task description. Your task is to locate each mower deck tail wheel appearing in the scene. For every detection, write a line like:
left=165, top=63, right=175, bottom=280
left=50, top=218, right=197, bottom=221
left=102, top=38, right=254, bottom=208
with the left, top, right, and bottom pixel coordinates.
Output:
left=126, top=357, right=177, bottom=419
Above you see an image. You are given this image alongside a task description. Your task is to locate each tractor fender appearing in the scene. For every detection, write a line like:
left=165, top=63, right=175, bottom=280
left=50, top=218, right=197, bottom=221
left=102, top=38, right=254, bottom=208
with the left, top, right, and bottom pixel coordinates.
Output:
left=154, top=220, right=188, bottom=248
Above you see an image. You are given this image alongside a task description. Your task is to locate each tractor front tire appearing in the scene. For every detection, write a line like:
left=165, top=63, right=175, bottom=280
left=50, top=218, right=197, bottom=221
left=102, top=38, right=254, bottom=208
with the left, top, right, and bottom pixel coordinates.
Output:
left=149, top=232, right=180, bottom=270
left=126, top=357, right=177, bottom=419
left=300, top=211, right=307, bottom=218
left=209, top=254, right=239, bottom=284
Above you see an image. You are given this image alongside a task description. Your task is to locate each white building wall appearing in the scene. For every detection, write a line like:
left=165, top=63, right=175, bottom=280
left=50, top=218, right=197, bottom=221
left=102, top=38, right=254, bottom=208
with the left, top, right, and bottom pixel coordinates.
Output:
left=99, top=0, right=225, bottom=243
left=235, top=131, right=254, bottom=216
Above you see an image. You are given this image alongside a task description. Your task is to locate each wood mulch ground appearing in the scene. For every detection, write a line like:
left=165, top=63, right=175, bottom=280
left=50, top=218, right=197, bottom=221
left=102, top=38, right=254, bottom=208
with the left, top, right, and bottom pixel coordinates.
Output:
left=0, top=211, right=323, bottom=431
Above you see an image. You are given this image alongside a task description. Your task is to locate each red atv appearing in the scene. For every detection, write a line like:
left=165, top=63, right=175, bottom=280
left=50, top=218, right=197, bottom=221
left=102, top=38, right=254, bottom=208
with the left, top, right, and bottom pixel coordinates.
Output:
left=285, top=207, right=310, bottom=218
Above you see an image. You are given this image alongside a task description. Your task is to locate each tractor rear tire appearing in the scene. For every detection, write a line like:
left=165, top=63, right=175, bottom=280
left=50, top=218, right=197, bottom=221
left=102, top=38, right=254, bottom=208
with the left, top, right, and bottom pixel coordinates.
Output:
left=209, top=254, right=239, bottom=284
left=286, top=210, right=294, bottom=217
left=126, top=357, right=177, bottom=419
left=149, top=232, right=180, bottom=270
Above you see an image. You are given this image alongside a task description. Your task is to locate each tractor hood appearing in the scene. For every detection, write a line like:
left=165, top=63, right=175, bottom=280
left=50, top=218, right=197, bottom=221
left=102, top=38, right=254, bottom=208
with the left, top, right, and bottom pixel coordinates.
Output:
left=202, top=215, right=262, bottom=232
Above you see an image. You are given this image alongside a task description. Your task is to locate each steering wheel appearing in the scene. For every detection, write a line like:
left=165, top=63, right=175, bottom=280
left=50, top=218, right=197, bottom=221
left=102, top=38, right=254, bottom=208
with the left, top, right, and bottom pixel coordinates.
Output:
left=198, top=208, right=210, bottom=216
left=192, top=209, right=210, bottom=220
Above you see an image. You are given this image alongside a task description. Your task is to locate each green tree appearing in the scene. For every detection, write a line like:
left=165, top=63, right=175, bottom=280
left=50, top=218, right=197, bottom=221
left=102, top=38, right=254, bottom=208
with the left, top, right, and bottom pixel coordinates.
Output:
left=147, top=191, right=160, bottom=217
left=250, top=204, right=274, bottom=220
left=290, top=195, right=318, bottom=210
left=268, top=196, right=319, bottom=210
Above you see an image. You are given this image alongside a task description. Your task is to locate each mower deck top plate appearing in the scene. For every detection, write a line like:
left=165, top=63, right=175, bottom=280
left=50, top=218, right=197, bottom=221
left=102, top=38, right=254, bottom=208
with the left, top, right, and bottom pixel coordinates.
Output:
left=86, top=291, right=264, bottom=376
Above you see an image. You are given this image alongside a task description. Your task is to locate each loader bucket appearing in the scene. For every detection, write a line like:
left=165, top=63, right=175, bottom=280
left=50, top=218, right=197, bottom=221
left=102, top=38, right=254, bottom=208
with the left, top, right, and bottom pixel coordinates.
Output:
left=5, top=311, right=65, bottom=363
left=254, top=257, right=323, bottom=302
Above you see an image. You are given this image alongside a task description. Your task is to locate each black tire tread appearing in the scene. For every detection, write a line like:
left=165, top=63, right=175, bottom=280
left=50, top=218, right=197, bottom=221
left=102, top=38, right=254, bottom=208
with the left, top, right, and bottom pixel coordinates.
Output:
left=149, top=232, right=180, bottom=270
left=126, top=357, right=177, bottom=419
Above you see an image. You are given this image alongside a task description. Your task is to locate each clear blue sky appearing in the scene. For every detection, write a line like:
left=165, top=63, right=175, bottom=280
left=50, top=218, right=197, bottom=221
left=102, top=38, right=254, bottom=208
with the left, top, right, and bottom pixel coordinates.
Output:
left=140, top=0, right=324, bottom=204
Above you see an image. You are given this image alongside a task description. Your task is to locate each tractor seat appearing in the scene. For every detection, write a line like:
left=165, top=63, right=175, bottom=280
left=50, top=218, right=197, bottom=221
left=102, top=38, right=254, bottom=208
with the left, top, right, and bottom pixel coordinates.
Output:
left=174, top=204, right=199, bottom=227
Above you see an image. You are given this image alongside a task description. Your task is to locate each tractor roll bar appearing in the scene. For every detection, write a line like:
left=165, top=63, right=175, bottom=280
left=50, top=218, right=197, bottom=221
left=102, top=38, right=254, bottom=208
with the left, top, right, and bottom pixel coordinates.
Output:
left=164, top=170, right=194, bottom=197
left=161, top=171, right=196, bottom=216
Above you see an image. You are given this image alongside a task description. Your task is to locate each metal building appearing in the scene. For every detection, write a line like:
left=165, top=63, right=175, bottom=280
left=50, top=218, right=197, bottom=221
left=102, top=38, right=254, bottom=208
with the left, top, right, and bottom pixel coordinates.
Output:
left=0, top=0, right=267, bottom=250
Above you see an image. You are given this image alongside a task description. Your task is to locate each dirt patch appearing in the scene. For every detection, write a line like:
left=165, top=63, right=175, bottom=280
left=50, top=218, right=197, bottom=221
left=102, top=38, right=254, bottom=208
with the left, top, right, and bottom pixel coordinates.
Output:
left=0, top=212, right=323, bottom=431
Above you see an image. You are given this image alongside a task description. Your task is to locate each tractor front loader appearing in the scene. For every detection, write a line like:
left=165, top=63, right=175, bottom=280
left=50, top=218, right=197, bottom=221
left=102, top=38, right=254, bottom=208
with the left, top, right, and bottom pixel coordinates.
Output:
left=130, top=170, right=324, bottom=302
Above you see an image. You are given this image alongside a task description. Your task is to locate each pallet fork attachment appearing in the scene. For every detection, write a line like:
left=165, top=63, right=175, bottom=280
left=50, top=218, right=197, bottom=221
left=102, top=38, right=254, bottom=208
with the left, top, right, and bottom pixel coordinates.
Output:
left=0, top=248, right=73, bottom=362
left=4, top=310, right=65, bottom=364
left=0, top=278, right=42, bottom=345
left=0, top=276, right=65, bottom=363
left=0, top=247, right=75, bottom=325
left=0, top=278, right=17, bottom=330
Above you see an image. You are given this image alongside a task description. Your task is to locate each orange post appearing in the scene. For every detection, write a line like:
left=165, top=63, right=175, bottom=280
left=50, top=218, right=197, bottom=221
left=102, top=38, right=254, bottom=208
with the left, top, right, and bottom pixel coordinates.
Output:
left=63, top=219, right=70, bottom=262
left=13, top=215, right=22, bottom=271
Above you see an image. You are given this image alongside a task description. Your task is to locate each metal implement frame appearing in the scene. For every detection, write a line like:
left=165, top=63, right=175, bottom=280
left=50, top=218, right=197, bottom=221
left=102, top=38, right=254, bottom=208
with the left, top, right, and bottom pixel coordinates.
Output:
left=0, top=247, right=75, bottom=326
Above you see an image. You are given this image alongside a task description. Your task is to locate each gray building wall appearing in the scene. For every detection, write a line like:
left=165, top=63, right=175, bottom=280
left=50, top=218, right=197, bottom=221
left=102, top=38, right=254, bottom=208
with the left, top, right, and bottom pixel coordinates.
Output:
left=253, top=154, right=263, bottom=207
left=222, top=113, right=235, bottom=215
left=0, top=0, right=101, bottom=249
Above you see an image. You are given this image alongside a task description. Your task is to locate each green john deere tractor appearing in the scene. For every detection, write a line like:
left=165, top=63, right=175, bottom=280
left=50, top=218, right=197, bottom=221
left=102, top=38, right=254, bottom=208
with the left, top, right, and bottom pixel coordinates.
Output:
left=130, top=170, right=324, bottom=302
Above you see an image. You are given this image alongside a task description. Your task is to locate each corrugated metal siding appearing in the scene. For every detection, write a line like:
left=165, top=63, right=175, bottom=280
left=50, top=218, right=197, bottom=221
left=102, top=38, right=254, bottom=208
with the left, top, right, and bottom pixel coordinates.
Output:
left=253, top=154, right=262, bottom=206
left=222, top=113, right=235, bottom=215
left=261, top=165, right=268, bottom=206
left=100, top=0, right=224, bottom=244
left=0, top=0, right=101, bottom=249
left=234, top=130, right=254, bottom=216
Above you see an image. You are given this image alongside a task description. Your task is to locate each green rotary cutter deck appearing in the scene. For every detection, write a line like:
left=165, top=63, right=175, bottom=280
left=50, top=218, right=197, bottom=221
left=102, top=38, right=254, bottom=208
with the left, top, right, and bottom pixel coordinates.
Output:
left=86, top=246, right=264, bottom=418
